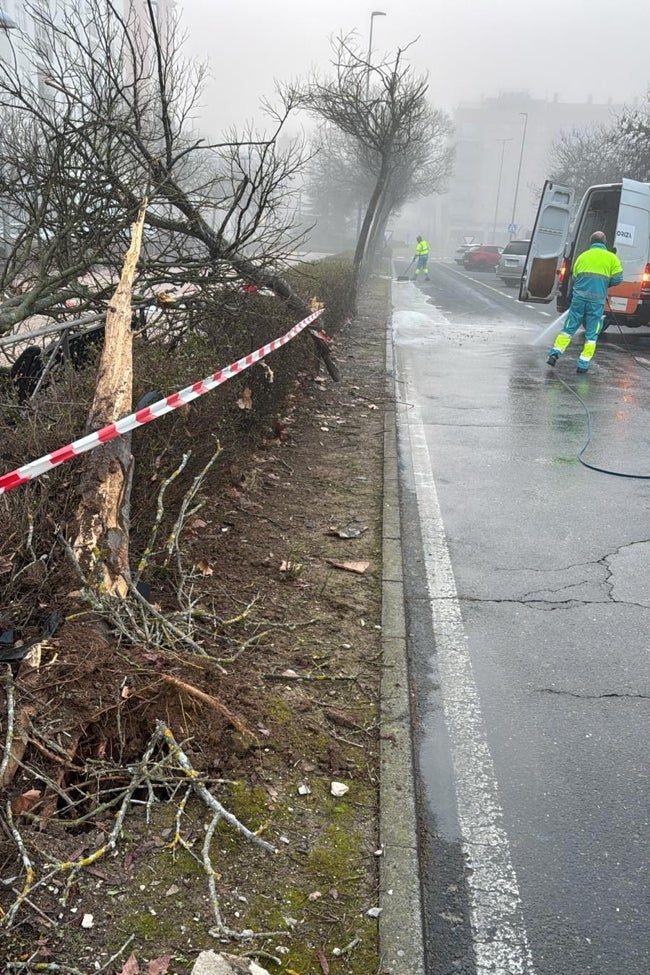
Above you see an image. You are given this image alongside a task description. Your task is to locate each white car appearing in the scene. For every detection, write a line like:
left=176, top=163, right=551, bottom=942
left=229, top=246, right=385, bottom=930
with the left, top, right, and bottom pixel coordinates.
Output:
left=496, top=240, right=531, bottom=286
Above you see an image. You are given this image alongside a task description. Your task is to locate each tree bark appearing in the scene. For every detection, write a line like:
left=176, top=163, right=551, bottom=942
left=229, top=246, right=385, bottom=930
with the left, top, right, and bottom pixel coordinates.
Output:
left=352, top=157, right=390, bottom=291
left=72, top=202, right=147, bottom=596
left=366, top=188, right=393, bottom=267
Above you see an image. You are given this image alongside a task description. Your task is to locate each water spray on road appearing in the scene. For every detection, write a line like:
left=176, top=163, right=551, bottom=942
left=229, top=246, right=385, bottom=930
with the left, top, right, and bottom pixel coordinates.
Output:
left=530, top=310, right=568, bottom=346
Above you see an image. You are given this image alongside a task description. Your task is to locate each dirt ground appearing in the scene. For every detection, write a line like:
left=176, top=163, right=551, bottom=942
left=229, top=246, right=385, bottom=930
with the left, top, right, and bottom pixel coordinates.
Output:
left=0, top=278, right=390, bottom=975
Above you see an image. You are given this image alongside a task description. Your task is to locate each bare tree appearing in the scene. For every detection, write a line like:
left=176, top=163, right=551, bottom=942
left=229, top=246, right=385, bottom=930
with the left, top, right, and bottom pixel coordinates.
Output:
left=292, top=35, right=452, bottom=288
left=0, top=0, right=313, bottom=336
left=303, top=126, right=374, bottom=250
left=547, top=125, right=622, bottom=201
left=365, top=109, right=453, bottom=264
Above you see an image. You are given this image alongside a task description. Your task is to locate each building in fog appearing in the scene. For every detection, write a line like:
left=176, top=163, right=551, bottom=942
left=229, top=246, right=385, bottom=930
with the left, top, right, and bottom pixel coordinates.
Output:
left=397, top=91, right=626, bottom=259
left=444, top=91, right=624, bottom=254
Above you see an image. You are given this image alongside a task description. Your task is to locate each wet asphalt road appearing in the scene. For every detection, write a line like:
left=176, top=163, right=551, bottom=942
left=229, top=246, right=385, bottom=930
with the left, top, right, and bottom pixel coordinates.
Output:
left=392, top=262, right=650, bottom=975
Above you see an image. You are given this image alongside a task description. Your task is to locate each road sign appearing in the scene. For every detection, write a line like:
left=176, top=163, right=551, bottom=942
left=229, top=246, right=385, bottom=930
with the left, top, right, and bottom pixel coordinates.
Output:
left=508, top=223, right=518, bottom=234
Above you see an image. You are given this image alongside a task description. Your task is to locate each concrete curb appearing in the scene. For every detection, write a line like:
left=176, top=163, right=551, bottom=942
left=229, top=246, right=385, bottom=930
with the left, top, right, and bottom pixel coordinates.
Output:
left=378, top=287, right=425, bottom=974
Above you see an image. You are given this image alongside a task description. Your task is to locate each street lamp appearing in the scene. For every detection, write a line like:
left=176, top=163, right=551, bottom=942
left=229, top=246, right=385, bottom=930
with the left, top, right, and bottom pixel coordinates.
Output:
left=366, top=10, right=386, bottom=99
left=509, top=111, right=528, bottom=238
left=0, top=10, right=16, bottom=264
left=491, top=138, right=512, bottom=242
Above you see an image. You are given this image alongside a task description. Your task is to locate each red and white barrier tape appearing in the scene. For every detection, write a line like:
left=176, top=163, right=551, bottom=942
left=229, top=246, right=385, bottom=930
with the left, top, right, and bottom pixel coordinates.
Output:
left=0, top=308, right=324, bottom=496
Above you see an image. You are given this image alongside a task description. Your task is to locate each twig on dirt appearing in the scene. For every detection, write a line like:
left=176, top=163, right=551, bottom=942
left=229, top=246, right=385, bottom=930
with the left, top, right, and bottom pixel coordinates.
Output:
left=340, top=937, right=362, bottom=954
left=9, top=886, right=56, bottom=927
left=164, top=441, right=223, bottom=561
left=217, top=630, right=270, bottom=664
left=242, top=950, right=282, bottom=966
left=217, top=596, right=261, bottom=627
left=3, top=801, right=36, bottom=927
left=156, top=721, right=275, bottom=853
left=5, top=964, right=85, bottom=973
left=328, top=731, right=366, bottom=751
left=159, top=674, right=252, bottom=736
left=25, top=511, right=37, bottom=563
left=262, top=673, right=357, bottom=682
left=203, top=809, right=232, bottom=937
left=6, top=750, right=83, bottom=818
left=0, top=664, right=15, bottom=785
left=134, top=452, right=190, bottom=583
left=25, top=733, right=84, bottom=771
left=169, top=784, right=194, bottom=861
left=96, top=933, right=136, bottom=973
left=56, top=732, right=160, bottom=904
left=1, top=722, right=277, bottom=936
left=126, top=578, right=216, bottom=664
left=253, top=616, right=322, bottom=632
left=243, top=509, right=288, bottom=531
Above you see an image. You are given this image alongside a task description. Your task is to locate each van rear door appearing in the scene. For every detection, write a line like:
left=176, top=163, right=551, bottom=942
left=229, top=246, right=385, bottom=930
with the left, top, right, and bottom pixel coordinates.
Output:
left=611, top=178, right=650, bottom=315
left=519, top=181, right=574, bottom=303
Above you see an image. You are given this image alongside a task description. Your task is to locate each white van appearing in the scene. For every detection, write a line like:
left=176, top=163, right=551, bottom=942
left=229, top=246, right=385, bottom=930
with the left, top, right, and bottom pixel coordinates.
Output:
left=519, top=178, right=650, bottom=328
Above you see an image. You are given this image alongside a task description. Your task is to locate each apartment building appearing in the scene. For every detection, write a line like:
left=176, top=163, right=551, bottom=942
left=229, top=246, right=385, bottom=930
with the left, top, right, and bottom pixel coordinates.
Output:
left=442, top=91, right=624, bottom=256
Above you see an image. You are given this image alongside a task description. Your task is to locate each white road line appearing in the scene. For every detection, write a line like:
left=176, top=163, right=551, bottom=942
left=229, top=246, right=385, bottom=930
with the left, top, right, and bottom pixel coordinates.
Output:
left=442, top=264, right=546, bottom=314
left=398, top=326, right=536, bottom=973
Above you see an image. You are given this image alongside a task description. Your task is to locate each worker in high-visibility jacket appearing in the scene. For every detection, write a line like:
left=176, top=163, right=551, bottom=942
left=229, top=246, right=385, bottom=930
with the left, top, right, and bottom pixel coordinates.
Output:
left=413, top=236, right=430, bottom=282
left=547, top=231, right=623, bottom=373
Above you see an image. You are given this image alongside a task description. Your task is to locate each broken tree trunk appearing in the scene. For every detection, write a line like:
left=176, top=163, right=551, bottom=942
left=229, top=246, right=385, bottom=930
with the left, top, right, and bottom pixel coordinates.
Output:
left=72, top=201, right=147, bottom=597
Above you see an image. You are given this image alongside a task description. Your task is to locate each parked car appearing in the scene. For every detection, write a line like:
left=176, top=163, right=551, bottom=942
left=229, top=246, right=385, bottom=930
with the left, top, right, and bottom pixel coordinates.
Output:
left=463, top=244, right=503, bottom=271
left=496, top=239, right=531, bottom=286
left=454, top=243, right=479, bottom=264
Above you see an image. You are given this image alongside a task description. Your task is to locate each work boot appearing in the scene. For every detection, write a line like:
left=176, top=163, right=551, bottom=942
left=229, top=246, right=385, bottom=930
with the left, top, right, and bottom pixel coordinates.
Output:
left=576, top=364, right=589, bottom=374
left=546, top=352, right=559, bottom=367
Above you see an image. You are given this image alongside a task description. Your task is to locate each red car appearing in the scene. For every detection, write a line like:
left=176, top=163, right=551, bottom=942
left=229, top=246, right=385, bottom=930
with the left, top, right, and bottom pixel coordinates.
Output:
left=462, top=244, right=503, bottom=271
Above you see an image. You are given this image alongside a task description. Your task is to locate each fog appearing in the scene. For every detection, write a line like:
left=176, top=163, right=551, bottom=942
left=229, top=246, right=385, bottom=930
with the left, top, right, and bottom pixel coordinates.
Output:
left=181, top=0, right=650, bottom=135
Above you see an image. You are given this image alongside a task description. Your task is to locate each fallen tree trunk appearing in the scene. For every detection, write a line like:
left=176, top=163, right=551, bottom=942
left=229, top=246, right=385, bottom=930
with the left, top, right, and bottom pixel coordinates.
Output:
left=72, top=202, right=147, bottom=596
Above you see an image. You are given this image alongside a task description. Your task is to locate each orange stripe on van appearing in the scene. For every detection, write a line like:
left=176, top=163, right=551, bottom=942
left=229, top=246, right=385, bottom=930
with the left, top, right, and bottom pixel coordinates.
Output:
left=609, top=280, right=641, bottom=314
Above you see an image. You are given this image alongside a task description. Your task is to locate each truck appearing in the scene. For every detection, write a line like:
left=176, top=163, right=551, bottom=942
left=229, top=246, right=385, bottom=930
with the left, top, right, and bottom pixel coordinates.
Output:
left=519, top=177, right=650, bottom=328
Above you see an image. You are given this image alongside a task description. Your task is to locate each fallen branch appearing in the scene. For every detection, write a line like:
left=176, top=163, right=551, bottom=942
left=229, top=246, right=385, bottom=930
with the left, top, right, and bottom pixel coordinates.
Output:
left=0, top=664, right=15, bottom=784
left=1, top=721, right=277, bottom=940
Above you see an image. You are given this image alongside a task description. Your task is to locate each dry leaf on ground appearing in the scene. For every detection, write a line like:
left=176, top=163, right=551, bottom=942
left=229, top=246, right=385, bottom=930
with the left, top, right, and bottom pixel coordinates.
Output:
left=11, top=789, right=42, bottom=816
left=117, top=955, right=140, bottom=975
left=237, top=387, right=253, bottom=410
left=147, top=955, right=172, bottom=975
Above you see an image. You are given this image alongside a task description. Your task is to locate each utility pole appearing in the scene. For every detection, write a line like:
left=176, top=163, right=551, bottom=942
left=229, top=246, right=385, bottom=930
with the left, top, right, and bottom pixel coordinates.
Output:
left=492, top=139, right=512, bottom=243
left=510, top=112, right=529, bottom=238
left=358, top=11, right=386, bottom=236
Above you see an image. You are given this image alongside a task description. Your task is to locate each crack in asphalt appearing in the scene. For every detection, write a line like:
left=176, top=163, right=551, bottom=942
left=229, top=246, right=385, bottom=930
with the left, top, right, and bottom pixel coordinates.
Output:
left=457, top=596, right=650, bottom=611
left=451, top=542, right=650, bottom=609
left=536, top=688, right=650, bottom=700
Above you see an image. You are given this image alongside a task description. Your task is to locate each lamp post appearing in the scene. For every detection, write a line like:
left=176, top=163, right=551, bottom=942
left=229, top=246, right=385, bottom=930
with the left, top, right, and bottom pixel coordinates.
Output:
left=366, top=10, right=386, bottom=99
left=509, top=111, right=528, bottom=238
left=0, top=11, right=17, bottom=264
left=491, top=138, right=512, bottom=243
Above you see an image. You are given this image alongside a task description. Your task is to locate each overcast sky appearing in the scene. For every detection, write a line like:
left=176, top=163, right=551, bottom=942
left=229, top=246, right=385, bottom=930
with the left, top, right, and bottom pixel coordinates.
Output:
left=180, top=0, right=650, bottom=135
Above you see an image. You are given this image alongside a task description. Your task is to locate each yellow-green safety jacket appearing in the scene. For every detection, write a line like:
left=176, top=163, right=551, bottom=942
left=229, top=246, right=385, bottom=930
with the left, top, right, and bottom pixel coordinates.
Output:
left=572, top=242, right=623, bottom=303
left=415, top=239, right=430, bottom=257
